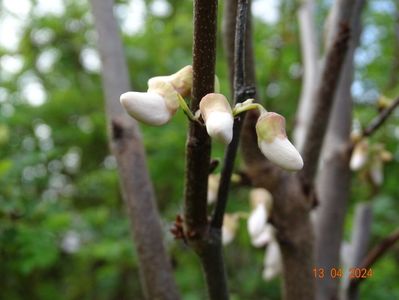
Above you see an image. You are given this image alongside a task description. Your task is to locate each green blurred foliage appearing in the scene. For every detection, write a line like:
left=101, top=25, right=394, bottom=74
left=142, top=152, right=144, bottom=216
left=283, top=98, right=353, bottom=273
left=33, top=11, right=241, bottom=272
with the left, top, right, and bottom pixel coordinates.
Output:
left=0, top=0, right=398, bottom=299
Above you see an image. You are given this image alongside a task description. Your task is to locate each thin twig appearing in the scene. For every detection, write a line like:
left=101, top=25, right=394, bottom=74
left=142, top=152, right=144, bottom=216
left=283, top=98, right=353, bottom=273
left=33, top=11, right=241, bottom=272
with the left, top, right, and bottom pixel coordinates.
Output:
left=363, top=96, right=399, bottom=137
left=211, top=0, right=255, bottom=229
left=349, top=228, right=399, bottom=289
left=90, top=0, right=180, bottom=298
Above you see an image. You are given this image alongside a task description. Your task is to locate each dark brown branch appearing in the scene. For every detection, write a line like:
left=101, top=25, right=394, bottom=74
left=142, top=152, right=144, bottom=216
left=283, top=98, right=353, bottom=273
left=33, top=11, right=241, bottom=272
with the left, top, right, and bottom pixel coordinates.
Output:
left=299, top=0, right=356, bottom=185
left=184, top=1, right=230, bottom=300
left=211, top=0, right=255, bottom=229
left=363, top=95, right=399, bottom=137
left=90, top=0, right=180, bottom=299
left=349, top=228, right=399, bottom=290
left=184, top=0, right=217, bottom=235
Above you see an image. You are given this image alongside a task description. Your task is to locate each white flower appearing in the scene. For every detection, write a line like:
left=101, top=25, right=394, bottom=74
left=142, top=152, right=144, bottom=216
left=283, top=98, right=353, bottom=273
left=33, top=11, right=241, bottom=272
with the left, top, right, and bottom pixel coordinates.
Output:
left=120, top=91, right=174, bottom=126
left=350, top=139, right=369, bottom=171
left=262, top=240, right=282, bottom=281
left=250, top=188, right=273, bottom=212
left=248, top=203, right=267, bottom=238
left=222, top=214, right=239, bottom=245
left=252, top=224, right=275, bottom=248
left=199, top=93, right=234, bottom=145
left=256, top=112, right=303, bottom=171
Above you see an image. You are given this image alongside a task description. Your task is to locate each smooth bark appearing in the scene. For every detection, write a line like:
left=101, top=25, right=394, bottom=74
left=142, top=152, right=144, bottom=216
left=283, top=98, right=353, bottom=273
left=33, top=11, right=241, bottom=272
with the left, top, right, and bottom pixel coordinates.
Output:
left=294, top=0, right=320, bottom=151
left=299, top=0, right=356, bottom=184
left=314, top=1, right=365, bottom=299
left=90, top=1, right=180, bottom=299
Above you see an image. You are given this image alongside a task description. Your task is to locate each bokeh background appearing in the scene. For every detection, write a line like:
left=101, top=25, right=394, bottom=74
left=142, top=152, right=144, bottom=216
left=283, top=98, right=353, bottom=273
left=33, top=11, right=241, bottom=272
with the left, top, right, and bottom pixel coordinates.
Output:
left=0, top=0, right=398, bottom=299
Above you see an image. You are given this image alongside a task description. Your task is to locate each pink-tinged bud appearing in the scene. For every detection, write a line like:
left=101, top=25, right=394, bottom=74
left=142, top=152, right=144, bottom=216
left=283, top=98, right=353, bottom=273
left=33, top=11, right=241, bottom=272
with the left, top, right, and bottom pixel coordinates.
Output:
left=120, top=91, right=174, bottom=126
left=199, top=93, right=234, bottom=145
left=350, top=140, right=368, bottom=171
left=148, top=65, right=193, bottom=97
left=256, top=112, right=303, bottom=171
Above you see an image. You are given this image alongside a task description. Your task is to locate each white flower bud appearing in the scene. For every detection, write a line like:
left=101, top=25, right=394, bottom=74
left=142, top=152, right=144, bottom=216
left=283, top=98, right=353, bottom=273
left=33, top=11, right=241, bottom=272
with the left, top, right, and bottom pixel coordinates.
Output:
left=350, top=139, right=369, bottom=171
left=263, top=240, right=282, bottom=281
left=120, top=91, right=174, bottom=126
left=148, top=65, right=193, bottom=97
left=200, top=93, right=234, bottom=145
left=222, top=214, right=239, bottom=245
left=252, top=224, right=275, bottom=248
left=256, top=112, right=303, bottom=171
left=250, top=188, right=273, bottom=213
left=247, top=203, right=267, bottom=238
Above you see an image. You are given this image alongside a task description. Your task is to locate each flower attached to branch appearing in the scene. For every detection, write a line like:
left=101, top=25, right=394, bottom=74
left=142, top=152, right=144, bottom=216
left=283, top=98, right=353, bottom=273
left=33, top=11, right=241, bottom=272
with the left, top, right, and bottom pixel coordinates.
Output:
left=199, top=93, right=234, bottom=145
left=120, top=66, right=193, bottom=126
left=256, top=112, right=303, bottom=171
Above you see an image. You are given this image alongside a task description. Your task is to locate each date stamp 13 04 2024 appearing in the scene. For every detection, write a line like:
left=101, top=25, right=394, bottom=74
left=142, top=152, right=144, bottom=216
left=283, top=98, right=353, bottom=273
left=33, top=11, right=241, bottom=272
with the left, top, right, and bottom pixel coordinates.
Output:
left=313, top=267, right=373, bottom=279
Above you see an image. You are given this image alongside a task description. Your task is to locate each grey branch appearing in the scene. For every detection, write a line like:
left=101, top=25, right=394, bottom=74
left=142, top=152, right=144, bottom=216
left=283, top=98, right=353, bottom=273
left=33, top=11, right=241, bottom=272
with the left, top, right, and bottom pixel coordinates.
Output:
left=299, top=0, right=357, bottom=184
left=90, top=0, right=180, bottom=299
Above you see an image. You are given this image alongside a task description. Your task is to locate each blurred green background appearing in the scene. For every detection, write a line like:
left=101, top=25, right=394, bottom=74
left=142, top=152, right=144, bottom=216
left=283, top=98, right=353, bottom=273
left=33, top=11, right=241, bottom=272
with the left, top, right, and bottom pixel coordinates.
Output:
left=0, top=0, right=398, bottom=299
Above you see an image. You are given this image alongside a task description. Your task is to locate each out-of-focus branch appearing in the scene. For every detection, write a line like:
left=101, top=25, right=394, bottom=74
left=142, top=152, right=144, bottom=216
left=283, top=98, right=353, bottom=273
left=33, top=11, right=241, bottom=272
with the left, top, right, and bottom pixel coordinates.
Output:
left=362, top=96, right=399, bottom=137
left=294, top=0, right=320, bottom=151
left=89, top=1, right=180, bottom=299
left=349, top=228, right=399, bottom=290
left=314, top=1, right=365, bottom=299
left=299, top=0, right=356, bottom=185
left=211, top=0, right=254, bottom=229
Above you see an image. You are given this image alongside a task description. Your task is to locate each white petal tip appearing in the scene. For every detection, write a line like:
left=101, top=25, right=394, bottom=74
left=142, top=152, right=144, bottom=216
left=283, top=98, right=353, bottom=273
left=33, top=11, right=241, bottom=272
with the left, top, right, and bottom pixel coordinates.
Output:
left=205, top=112, right=233, bottom=145
left=259, top=137, right=304, bottom=171
left=119, top=91, right=172, bottom=126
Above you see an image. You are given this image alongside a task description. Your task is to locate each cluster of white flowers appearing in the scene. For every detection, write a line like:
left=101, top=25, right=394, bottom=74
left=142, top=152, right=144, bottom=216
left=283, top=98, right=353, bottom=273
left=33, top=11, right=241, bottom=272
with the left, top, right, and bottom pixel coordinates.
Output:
left=120, top=66, right=304, bottom=171
left=246, top=188, right=282, bottom=281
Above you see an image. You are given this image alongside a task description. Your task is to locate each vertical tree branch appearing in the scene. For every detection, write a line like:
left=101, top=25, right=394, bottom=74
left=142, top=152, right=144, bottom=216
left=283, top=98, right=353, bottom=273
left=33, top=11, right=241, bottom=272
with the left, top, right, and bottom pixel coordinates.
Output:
left=314, top=1, right=365, bottom=299
left=299, top=0, right=357, bottom=184
left=184, top=0, right=216, bottom=235
left=294, top=0, right=320, bottom=151
left=89, top=1, right=180, bottom=299
left=211, top=0, right=254, bottom=229
left=184, top=1, right=229, bottom=299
